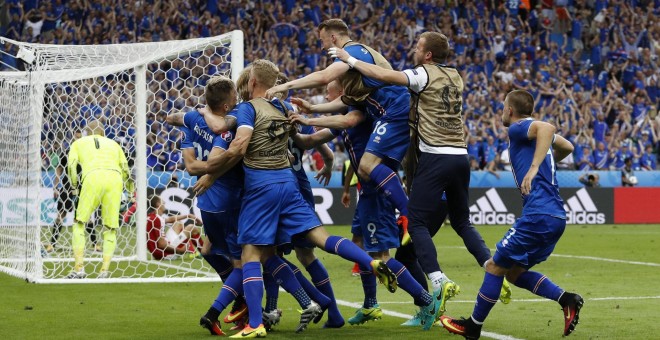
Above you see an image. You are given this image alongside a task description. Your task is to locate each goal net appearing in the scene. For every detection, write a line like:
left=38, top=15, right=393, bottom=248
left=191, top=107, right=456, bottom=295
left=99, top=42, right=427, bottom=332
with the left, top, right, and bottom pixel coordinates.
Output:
left=0, top=31, right=243, bottom=283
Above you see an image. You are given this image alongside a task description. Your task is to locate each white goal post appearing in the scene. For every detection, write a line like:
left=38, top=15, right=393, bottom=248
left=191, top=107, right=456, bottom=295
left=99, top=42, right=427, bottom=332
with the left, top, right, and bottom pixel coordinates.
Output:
left=0, top=31, right=243, bottom=283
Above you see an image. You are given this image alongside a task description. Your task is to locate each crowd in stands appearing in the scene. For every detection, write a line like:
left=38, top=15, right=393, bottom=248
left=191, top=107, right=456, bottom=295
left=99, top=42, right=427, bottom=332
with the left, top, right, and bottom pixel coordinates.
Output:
left=1, top=0, right=659, bottom=176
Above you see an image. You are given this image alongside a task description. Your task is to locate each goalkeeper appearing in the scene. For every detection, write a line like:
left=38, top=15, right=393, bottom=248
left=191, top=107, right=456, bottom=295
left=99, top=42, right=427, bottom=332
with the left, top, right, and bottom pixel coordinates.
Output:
left=66, top=120, right=134, bottom=279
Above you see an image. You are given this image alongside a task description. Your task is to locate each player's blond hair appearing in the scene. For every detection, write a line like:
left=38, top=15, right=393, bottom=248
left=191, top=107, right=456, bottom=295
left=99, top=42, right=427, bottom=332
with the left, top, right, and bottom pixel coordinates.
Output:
left=420, top=32, right=450, bottom=63
left=250, top=59, right=279, bottom=88
left=205, top=76, right=236, bottom=111
left=318, top=19, right=350, bottom=36
left=236, top=65, right=253, bottom=102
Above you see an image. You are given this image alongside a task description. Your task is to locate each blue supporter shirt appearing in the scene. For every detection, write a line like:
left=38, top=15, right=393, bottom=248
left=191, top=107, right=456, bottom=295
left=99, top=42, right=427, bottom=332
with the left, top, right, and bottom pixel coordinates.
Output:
left=181, top=111, right=243, bottom=212
left=641, top=152, right=657, bottom=170
left=508, top=118, right=565, bottom=218
left=593, top=149, right=609, bottom=169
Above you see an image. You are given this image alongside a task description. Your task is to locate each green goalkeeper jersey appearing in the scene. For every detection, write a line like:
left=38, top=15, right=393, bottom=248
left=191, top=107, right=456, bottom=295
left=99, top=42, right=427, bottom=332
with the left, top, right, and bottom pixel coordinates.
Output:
left=67, top=134, right=133, bottom=192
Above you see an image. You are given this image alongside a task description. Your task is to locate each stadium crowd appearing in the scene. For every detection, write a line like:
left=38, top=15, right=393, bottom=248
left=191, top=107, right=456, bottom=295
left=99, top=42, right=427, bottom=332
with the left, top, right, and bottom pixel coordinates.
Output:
left=1, top=0, right=658, bottom=174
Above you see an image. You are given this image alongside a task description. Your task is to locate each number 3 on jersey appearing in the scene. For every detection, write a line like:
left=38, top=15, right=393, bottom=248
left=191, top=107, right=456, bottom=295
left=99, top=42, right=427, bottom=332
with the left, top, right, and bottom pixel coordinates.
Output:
left=193, top=142, right=210, bottom=161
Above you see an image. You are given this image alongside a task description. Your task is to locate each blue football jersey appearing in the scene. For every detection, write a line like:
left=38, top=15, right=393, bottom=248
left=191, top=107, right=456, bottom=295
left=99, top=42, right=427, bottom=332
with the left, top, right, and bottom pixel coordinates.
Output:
left=336, top=45, right=410, bottom=121
left=331, top=114, right=377, bottom=194
left=508, top=118, right=565, bottom=218
left=278, top=100, right=314, bottom=183
left=181, top=110, right=243, bottom=212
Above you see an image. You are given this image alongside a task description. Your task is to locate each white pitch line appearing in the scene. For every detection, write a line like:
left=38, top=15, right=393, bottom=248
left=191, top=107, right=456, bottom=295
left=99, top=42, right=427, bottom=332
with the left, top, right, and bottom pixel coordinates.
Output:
left=375, top=295, right=660, bottom=304
left=549, top=254, right=660, bottom=267
left=443, top=246, right=660, bottom=267
left=334, top=299, right=524, bottom=340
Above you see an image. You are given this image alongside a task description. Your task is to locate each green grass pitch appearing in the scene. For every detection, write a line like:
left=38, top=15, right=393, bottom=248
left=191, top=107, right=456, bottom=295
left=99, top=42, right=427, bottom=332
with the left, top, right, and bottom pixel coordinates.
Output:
left=2, top=224, right=660, bottom=339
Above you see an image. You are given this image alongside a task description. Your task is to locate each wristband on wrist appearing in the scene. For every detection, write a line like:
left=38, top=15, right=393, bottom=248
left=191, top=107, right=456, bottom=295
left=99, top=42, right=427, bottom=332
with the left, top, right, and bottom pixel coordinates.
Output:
left=347, top=56, right=357, bottom=68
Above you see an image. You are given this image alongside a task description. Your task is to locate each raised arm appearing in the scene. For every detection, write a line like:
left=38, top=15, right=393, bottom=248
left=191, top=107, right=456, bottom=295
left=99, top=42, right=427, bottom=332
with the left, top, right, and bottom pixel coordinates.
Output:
left=291, top=97, right=349, bottom=115
left=265, top=62, right=351, bottom=98
left=203, top=112, right=237, bottom=134
left=329, top=47, right=409, bottom=86
left=165, top=111, right=185, bottom=127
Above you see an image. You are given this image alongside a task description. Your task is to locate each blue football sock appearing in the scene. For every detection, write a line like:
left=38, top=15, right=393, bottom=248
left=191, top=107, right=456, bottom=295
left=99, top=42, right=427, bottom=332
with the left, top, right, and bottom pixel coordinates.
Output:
left=264, top=256, right=311, bottom=308
left=305, top=258, right=343, bottom=324
left=263, top=269, right=279, bottom=313
left=370, top=163, right=408, bottom=216
left=471, top=272, right=504, bottom=323
left=212, top=268, right=243, bottom=313
left=242, top=261, right=264, bottom=328
left=324, top=235, right=373, bottom=268
left=513, top=271, right=564, bottom=301
left=359, top=263, right=378, bottom=308
left=281, top=257, right=331, bottom=308
left=386, top=258, right=432, bottom=307
left=202, top=254, right=233, bottom=281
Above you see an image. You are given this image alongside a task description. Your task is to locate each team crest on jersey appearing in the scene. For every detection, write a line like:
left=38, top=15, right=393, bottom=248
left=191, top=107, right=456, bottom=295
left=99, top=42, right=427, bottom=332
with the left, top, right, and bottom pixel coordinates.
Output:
left=221, top=131, right=233, bottom=142
left=361, top=48, right=368, bottom=54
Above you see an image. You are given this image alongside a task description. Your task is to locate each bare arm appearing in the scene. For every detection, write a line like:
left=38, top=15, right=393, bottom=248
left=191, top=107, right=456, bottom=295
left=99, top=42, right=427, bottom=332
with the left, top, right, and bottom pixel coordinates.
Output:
left=290, top=97, right=348, bottom=115
left=205, top=126, right=251, bottom=175
left=292, top=128, right=336, bottom=149
left=163, top=213, right=197, bottom=224
left=341, top=162, right=354, bottom=208
left=520, top=121, right=556, bottom=195
left=165, top=112, right=185, bottom=127
left=331, top=47, right=408, bottom=86
left=265, top=62, right=351, bottom=98
left=314, top=142, right=334, bottom=186
left=203, top=113, right=237, bottom=134
left=553, top=134, right=574, bottom=162
left=291, top=110, right=365, bottom=130
left=181, top=148, right=206, bottom=176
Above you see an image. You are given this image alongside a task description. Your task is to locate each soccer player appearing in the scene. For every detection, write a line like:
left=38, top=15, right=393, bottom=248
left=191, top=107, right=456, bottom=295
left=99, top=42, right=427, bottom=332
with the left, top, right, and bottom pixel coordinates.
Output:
left=166, top=76, right=245, bottom=336
left=292, top=80, right=440, bottom=330
left=66, top=120, right=133, bottom=279
left=199, top=68, right=342, bottom=333
left=440, top=90, right=583, bottom=339
left=47, top=132, right=99, bottom=253
left=330, top=32, right=499, bottom=312
left=203, top=59, right=397, bottom=338
left=145, top=195, right=202, bottom=260
left=267, top=19, right=412, bottom=242
left=268, top=72, right=345, bottom=329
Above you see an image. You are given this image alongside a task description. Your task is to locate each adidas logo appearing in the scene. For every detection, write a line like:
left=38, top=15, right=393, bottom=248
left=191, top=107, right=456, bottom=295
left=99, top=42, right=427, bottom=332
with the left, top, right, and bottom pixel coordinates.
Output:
left=563, top=188, right=606, bottom=224
left=469, top=188, right=516, bottom=225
